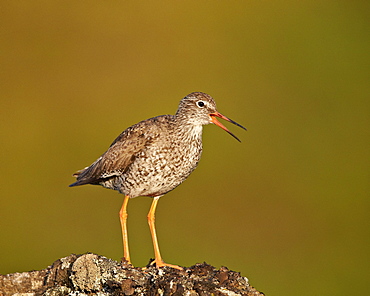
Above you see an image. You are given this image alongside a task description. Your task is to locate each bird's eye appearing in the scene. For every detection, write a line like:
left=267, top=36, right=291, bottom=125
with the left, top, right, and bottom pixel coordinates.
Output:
left=197, top=101, right=205, bottom=108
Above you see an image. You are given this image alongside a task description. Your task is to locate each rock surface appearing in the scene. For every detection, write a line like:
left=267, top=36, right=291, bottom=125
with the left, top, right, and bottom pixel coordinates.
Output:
left=0, top=253, right=264, bottom=295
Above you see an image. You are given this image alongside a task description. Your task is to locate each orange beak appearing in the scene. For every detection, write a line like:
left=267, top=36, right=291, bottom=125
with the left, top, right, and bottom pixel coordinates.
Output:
left=209, top=112, right=246, bottom=142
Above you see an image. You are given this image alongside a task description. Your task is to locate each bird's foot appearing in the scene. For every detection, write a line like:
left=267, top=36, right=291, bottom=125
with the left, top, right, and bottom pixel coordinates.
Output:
left=149, top=259, right=183, bottom=270
left=121, top=257, right=133, bottom=267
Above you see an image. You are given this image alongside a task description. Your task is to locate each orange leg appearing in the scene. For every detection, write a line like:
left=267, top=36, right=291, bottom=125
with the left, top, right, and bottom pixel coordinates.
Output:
left=147, top=196, right=182, bottom=270
left=119, top=195, right=131, bottom=264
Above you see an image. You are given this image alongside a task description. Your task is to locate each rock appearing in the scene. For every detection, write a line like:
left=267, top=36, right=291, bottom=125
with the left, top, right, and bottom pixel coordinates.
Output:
left=0, top=254, right=264, bottom=296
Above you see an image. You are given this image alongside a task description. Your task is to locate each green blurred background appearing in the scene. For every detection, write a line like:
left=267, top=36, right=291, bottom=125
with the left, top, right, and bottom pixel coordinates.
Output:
left=0, top=1, right=368, bottom=295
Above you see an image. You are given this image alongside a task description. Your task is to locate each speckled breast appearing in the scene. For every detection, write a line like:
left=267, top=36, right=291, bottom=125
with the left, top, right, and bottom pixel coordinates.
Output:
left=113, top=125, right=203, bottom=198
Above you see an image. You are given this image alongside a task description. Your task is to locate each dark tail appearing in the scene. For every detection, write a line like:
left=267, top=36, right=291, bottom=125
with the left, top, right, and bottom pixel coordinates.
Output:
left=69, top=178, right=95, bottom=187
left=69, top=181, right=81, bottom=187
left=69, top=169, right=87, bottom=187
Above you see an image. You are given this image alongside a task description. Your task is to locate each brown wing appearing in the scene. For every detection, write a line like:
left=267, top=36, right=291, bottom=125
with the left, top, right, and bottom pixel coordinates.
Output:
left=69, top=116, right=169, bottom=187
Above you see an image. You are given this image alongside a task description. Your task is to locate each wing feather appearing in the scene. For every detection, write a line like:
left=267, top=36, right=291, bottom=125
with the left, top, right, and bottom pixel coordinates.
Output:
left=69, top=116, right=169, bottom=187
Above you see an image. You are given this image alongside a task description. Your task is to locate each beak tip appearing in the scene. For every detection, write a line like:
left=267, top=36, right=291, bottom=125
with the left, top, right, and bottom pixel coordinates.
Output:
left=210, top=112, right=246, bottom=140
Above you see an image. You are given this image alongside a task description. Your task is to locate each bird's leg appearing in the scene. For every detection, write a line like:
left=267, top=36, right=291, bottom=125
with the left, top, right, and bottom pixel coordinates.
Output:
left=119, top=195, right=131, bottom=265
left=147, top=196, right=182, bottom=270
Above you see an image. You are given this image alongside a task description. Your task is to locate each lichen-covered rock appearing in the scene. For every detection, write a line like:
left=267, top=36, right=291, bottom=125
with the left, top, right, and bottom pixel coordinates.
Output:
left=0, top=253, right=264, bottom=295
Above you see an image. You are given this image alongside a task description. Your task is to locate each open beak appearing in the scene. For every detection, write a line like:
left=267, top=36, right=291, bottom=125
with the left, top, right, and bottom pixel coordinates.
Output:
left=209, top=112, right=246, bottom=142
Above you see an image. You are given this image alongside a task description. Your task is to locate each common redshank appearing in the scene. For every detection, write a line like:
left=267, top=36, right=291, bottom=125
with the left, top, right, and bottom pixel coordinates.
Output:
left=69, top=92, right=246, bottom=269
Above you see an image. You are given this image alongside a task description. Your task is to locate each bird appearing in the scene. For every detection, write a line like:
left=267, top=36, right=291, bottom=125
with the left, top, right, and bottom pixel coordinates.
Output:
left=69, top=92, right=246, bottom=270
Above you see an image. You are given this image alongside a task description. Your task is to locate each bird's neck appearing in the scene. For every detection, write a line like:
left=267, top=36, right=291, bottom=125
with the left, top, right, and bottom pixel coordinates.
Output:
left=173, top=119, right=203, bottom=143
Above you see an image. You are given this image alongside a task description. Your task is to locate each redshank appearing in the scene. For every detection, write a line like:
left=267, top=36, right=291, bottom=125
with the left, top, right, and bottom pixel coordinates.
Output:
left=69, top=92, right=246, bottom=269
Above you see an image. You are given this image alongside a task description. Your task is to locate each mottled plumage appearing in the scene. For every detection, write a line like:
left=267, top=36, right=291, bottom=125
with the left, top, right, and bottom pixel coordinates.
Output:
left=70, top=92, right=245, bottom=269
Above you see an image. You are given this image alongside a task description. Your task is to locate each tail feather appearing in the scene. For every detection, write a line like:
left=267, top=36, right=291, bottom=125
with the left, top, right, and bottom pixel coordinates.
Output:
left=69, top=181, right=80, bottom=187
left=69, top=167, right=91, bottom=187
left=69, top=179, right=92, bottom=187
left=69, top=156, right=105, bottom=188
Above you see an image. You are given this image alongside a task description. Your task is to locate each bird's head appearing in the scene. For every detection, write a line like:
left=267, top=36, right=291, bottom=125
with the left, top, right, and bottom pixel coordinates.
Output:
left=176, top=92, right=246, bottom=142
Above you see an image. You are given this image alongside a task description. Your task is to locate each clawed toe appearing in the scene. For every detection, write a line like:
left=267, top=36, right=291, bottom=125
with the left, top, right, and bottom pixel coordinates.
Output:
left=149, top=259, right=183, bottom=270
